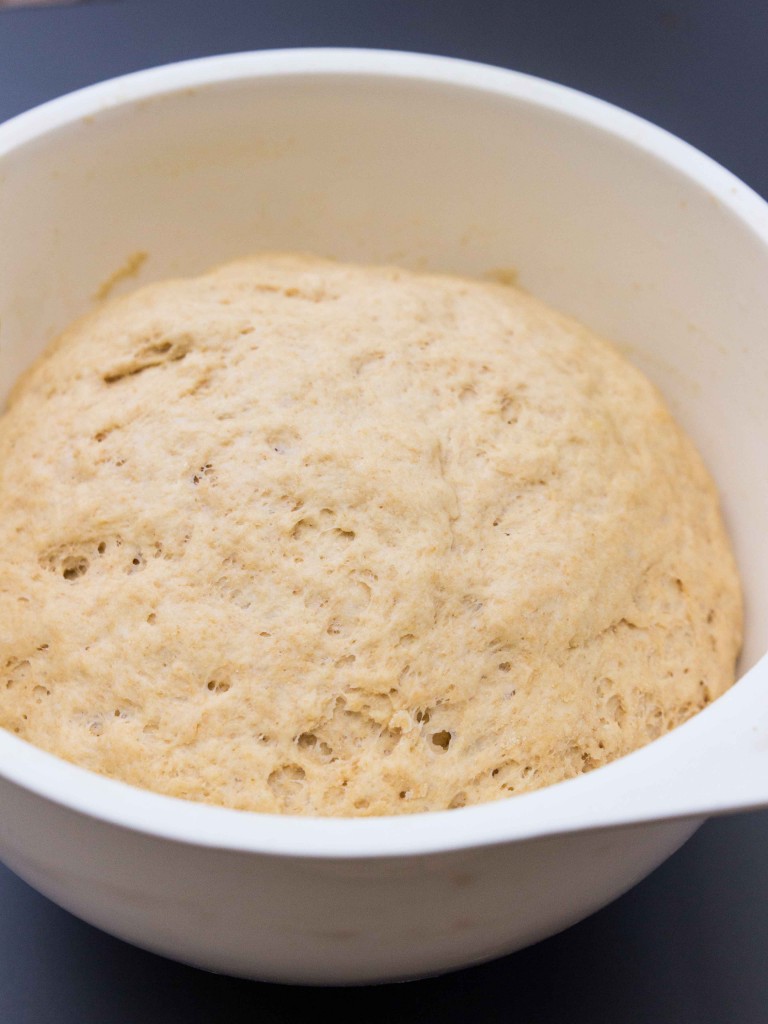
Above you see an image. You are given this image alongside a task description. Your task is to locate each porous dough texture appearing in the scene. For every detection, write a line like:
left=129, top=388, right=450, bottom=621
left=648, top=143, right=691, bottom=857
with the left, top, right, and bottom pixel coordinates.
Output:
left=0, top=254, right=743, bottom=816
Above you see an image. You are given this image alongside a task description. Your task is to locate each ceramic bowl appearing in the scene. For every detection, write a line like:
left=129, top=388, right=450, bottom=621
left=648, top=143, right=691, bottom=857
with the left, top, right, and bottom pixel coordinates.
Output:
left=1, top=49, right=767, bottom=984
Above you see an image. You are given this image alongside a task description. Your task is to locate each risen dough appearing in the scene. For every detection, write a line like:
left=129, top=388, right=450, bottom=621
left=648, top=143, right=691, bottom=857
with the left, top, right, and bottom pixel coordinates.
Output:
left=0, top=255, right=742, bottom=815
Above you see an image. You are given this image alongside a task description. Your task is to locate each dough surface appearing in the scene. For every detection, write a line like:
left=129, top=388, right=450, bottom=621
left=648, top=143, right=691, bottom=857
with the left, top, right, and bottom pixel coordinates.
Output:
left=0, top=254, right=742, bottom=815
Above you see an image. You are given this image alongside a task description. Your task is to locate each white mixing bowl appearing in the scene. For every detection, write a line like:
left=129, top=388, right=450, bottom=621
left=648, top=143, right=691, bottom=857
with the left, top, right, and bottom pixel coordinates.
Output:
left=1, top=49, right=767, bottom=986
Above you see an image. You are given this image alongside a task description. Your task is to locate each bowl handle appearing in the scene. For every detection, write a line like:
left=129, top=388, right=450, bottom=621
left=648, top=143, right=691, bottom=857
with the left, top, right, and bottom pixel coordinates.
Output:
left=524, top=659, right=768, bottom=839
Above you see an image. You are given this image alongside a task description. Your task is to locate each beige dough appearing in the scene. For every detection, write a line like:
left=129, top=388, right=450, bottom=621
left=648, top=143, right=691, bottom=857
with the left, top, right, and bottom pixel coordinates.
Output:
left=0, top=254, right=742, bottom=815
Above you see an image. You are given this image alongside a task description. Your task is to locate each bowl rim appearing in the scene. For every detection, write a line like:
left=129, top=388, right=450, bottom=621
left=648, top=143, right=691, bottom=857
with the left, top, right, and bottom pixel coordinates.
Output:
left=1, top=46, right=767, bottom=860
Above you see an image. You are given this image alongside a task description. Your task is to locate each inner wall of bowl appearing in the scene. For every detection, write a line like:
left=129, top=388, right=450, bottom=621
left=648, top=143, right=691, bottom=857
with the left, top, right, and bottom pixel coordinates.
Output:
left=1, top=70, right=766, bottom=667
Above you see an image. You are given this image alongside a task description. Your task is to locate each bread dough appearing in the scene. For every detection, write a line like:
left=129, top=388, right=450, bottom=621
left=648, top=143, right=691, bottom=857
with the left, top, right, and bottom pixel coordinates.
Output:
left=0, top=254, right=743, bottom=815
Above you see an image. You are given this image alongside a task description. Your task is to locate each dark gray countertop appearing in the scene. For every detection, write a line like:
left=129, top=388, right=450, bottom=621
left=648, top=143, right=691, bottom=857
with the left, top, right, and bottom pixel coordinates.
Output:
left=1, top=2, right=767, bottom=1020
